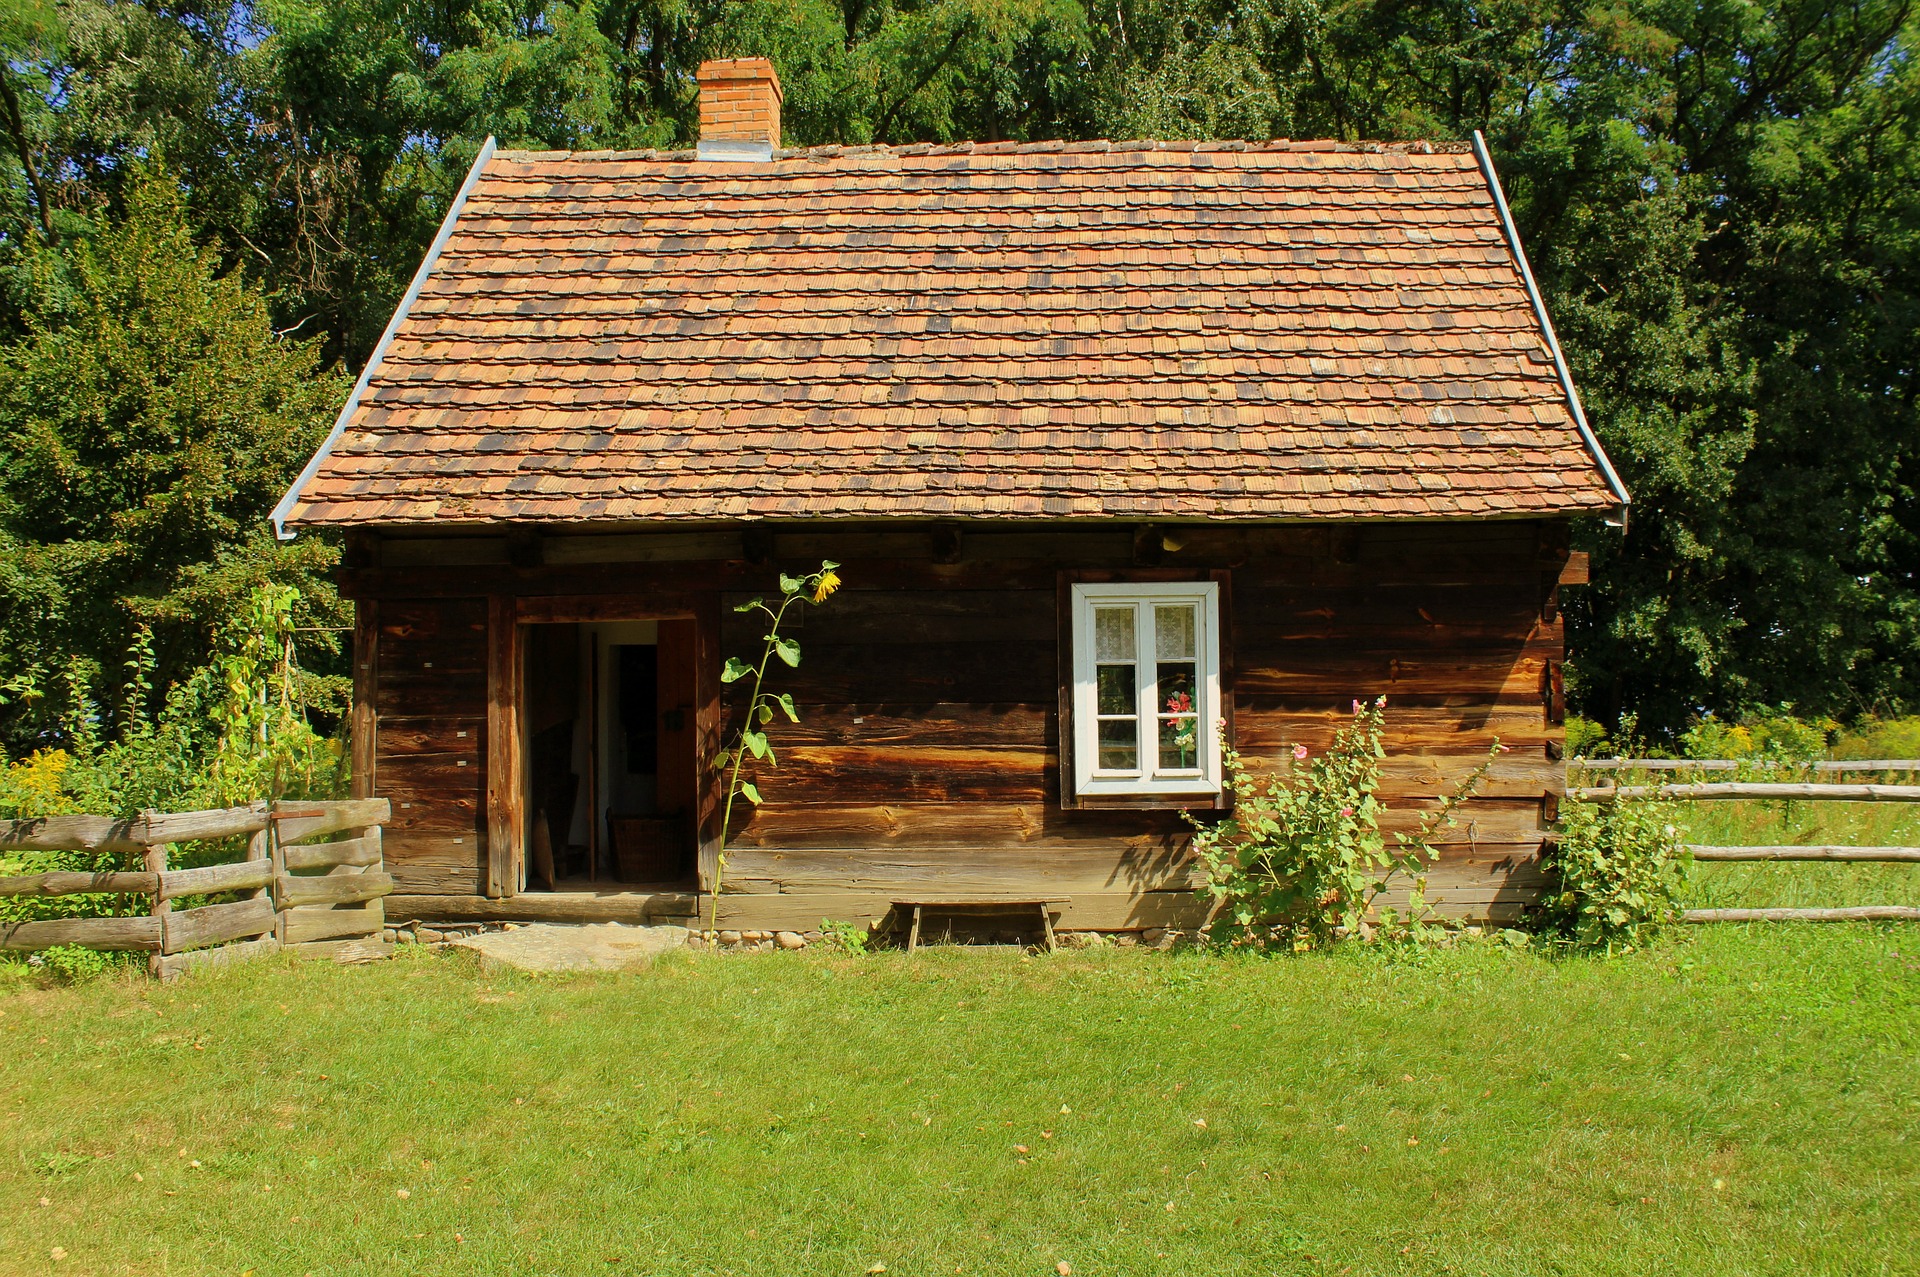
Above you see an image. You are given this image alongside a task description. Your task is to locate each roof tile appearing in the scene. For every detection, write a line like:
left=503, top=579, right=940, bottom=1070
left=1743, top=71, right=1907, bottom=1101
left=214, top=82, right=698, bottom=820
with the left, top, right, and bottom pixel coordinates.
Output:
left=285, top=138, right=1618, bottom=527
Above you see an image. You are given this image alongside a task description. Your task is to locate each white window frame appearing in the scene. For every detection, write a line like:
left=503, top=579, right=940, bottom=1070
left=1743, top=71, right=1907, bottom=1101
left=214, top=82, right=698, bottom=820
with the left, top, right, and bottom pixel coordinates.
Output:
left=1069, top=581, right=1223, bottom=799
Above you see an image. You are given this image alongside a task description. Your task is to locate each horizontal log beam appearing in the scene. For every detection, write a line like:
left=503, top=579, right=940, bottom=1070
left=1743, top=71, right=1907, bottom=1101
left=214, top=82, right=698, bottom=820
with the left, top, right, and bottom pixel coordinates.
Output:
left=0, top=871, right=158, bottom=898
left=157, top=859, right=274, bottom=902
left=0, top=803, right=269, bottom=853
left=1682, top=907, right=1920, bottom=923
left=1571, top=783, right=1920, bottom=802
left=1687, top=845, right=1920, bottom=862
left=0, top=915, right=162, bottom=951
left=385, top=892, right=695, bottom=925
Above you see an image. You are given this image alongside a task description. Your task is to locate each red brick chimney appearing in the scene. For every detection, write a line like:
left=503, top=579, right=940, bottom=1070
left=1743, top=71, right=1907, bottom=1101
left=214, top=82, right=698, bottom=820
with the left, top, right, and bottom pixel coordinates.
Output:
left=696, top=58, right=782, bottom=160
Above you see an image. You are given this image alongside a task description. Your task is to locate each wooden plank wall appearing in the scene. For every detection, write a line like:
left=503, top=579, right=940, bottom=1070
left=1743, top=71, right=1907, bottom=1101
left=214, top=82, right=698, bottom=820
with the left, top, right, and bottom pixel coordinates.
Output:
left=345, top=520, right=1570, bottom=921
left=369, top=598, right=488, bottom=893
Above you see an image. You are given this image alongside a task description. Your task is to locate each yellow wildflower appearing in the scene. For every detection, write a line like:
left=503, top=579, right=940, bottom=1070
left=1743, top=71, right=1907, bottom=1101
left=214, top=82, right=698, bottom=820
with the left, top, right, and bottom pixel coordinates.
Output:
left=811, top=569, right=842, bottom=603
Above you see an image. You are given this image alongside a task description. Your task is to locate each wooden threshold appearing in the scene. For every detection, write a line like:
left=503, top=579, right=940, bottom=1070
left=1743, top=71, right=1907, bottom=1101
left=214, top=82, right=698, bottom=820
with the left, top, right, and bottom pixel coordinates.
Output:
left=388, top=892, right=699, bottom=925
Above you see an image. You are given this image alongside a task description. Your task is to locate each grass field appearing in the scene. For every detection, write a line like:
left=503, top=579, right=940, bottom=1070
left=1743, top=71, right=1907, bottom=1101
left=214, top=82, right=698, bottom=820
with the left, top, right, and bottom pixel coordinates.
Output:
left=1676, top=796, right=1920, bottom=912
left=2, top=909, right=1915, bottom=1277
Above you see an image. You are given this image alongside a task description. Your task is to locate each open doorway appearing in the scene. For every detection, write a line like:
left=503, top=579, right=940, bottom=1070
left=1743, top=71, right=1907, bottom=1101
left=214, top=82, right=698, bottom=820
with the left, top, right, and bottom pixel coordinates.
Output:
left=521, top=619, right=699, bottom=891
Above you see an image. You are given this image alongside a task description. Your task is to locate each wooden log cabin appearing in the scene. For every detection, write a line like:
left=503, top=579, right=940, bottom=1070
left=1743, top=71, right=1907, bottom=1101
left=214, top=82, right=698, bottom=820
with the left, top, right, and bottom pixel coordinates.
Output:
left=271, top=58, right=1628, bottom=935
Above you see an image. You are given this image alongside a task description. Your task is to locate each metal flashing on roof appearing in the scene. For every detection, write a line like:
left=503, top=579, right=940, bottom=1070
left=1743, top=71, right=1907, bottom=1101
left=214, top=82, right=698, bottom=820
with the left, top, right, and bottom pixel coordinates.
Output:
left=270, top=135, right=500, bottom=540
left=1470, top=131, right=1630, bottom=529
left=696, top=138, right=775, bottom=163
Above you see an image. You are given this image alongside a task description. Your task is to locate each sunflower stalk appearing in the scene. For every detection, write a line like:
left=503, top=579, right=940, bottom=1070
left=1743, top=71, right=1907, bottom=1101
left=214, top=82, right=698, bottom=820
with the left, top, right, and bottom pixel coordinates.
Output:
left=706, top=560, right=841, bottom=939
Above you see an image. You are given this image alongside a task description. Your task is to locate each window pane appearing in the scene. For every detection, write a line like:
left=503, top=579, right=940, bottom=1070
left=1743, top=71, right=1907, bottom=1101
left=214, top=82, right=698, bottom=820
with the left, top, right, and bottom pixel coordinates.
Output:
left=1158, top=715, right=1200, bottom=770
left=1096, top=664, right=1134, bottom=715
left=1094, top=607, right=1136, bottom=661
left=1098, top=719, right=1138, bottom=771
left=1155, top=661, right=1199, bottom=769
left=1156, top=662, right=1196, bottom=716
left=1154, top=604, right=1196, bottom=660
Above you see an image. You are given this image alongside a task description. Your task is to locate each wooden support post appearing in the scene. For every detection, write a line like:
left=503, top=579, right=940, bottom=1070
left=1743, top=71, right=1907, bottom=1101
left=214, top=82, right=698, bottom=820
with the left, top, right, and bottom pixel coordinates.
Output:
left=486, top=594, right=523, bottom=898
left=350, top=599, right=379, bottom=800
left=269, top=800, right=289, bottom=946
left=143, top=830, right=167, bottom=979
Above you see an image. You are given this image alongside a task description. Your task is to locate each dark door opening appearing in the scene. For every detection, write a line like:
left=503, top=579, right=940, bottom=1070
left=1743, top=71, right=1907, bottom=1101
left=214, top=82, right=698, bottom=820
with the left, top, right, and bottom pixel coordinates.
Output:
left=521, top=619, right=698, bottom=891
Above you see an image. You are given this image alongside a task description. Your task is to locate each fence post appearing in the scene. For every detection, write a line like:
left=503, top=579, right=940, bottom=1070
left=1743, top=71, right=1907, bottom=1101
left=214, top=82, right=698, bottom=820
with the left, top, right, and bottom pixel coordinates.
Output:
left=142, top=811, right=167, bottom=978
left=269, top=799, right=288, bottom=946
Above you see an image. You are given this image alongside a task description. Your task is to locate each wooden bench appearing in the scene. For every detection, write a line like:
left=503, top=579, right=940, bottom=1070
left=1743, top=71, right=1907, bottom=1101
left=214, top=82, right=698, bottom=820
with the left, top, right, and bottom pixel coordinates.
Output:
left=892, top=897, right=1069, bottom=953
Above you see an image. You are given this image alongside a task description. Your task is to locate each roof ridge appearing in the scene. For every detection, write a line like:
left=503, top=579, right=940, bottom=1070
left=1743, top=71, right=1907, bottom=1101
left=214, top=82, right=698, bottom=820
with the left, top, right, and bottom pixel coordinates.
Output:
left=493, top=137, right=1471, bottom=164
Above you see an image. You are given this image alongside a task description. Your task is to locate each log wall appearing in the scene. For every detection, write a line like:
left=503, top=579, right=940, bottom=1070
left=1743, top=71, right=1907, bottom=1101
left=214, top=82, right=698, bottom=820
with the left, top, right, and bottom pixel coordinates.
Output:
left=343, top=519, right=1573, bottom=922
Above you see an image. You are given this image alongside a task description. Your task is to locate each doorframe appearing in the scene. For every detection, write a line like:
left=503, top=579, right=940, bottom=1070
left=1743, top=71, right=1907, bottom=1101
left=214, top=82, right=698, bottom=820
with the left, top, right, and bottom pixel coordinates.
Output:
left=487, top=593, right=715, bottom=898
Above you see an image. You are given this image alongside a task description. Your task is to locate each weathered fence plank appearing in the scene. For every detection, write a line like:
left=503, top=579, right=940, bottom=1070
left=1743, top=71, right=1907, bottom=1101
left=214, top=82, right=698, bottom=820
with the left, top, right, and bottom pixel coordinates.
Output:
left=273, top=800, right=391, bottom=847
left=282, top=900, right=384, bottom=945
left=0, top=803, right=274, bottom=854
left=278, top=872, right=394, bottom=909
left=156, top=860, right=275, bottom=902
left=155, top=935, right=281, bottom=982
left=1686, top=845, right=1920, bottom=862
left=161, top=898, right=277, bottom=954
left=0, top=915, right=162, bottom=951
left=1571, top=783, right=1920, bottom=802
left=1683, top=906, right=1920, bottom=923
left=282, top=832, right=382, bottom=872
left=0, top=871, right=159, bottom=898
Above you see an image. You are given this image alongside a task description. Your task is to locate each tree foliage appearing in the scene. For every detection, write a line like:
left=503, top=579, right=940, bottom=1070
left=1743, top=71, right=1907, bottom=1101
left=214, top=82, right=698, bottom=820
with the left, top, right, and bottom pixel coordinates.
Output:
left=0, top=167, right=347, bottom=752
left=0, top=0, right=1912, bottom=740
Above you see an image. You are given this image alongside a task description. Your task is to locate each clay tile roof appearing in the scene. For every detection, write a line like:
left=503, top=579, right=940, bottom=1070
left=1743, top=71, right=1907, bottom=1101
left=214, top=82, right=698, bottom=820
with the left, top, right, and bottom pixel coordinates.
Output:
left=277, top=137, right=1626, bottom=530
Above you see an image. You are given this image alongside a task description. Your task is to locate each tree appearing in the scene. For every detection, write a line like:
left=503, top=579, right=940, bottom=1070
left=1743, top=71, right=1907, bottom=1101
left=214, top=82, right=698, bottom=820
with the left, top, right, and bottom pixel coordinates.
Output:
left=0, top=169, right=348, bottom=753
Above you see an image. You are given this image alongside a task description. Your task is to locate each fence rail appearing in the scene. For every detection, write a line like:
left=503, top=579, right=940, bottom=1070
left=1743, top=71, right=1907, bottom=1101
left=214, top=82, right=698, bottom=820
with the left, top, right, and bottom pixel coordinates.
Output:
left=0, top=799, right=392, bottom=979
left=1573, top=758, right=1920, bottom=772
left=1570, top=782, right=1920, bottom=802
left=1563, top=760, right=1919, bottom=926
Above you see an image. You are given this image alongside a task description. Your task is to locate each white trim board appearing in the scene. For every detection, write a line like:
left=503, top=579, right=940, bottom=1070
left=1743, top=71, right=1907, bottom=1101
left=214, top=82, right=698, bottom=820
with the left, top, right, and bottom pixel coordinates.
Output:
left=270, top=135, right=499, bottom=541
left=1471, top=130, right=1630, bottom=530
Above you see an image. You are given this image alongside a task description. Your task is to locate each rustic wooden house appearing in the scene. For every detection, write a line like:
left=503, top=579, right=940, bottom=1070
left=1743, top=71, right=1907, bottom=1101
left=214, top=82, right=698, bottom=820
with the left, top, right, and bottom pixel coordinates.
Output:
left=271, top=58, right=1627, bottom=936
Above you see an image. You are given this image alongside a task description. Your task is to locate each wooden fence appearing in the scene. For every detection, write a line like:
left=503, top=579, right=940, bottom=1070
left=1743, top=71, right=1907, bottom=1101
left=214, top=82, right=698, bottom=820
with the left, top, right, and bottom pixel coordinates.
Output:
left=1567, top=760, right=1920, bottom=924
left=0, top=799, right=393, bottom=979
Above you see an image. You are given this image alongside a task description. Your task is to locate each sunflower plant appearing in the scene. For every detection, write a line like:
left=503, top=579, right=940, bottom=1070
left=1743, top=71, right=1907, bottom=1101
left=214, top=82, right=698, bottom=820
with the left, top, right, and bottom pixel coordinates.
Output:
left=705, top=560, right=840, bottom=936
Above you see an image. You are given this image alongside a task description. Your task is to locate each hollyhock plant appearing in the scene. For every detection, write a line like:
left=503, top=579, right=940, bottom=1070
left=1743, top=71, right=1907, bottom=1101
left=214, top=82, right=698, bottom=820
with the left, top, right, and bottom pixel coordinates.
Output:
left=1186, top=697, right=1502, bottom=950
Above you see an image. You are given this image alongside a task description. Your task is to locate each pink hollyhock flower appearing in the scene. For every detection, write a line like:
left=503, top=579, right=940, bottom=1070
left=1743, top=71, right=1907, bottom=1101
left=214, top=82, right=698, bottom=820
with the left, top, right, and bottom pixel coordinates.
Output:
left=1292, top=744, right=1309, bottom=760
left=1352, top=699, right=1362, bottom=713
left=1339, top=806, right=1354, bottom=817
left=1375, top=694, right=1388, bottom=707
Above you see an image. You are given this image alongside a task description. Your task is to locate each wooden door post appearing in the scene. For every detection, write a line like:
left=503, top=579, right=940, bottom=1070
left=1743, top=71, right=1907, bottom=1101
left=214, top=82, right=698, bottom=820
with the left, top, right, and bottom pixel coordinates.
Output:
left=486, top=595, right=524, bottom=898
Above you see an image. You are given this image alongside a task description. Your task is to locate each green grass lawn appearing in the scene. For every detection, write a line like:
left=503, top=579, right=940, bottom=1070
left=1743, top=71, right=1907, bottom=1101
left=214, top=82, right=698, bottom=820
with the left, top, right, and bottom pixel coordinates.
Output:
left=1677, top=797, right=1920, bottom=912
left=2, top=915, right=1915, bottom=1277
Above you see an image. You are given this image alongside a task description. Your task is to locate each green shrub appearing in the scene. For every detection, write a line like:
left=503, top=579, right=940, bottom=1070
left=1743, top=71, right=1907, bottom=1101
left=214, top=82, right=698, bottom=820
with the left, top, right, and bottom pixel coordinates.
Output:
left=1544, top=799, right=1691, bottom=950
left=1565, top=715, right=1610, bottom=758
left=1679, top=707, right=1836, bottom=762
left=34, top=944, right=111, bottom=984
left=0, top=584, right=345, bottom=932
left=818, top=919, right=870, bottom=955
left=1190, top=699, right=1498, bottom=951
